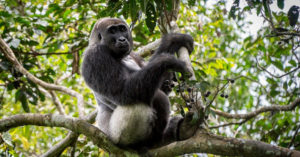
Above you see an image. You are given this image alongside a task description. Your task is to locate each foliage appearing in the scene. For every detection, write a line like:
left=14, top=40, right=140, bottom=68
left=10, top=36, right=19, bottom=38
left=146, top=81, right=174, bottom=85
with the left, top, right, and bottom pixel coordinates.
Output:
left=0, top=0, right=299, bottom=156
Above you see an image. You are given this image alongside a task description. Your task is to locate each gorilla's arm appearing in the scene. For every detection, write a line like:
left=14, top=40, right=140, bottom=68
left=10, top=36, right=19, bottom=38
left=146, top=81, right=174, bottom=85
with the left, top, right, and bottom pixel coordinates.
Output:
left=82, top=45, right=187, bottom=105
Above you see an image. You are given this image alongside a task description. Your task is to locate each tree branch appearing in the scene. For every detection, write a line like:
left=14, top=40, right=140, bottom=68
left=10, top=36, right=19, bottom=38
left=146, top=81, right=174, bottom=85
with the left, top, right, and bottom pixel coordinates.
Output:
left=0, top=113, right=136, bottom=156
left=2, top=113, right=299, bottom=157
left=211, top=98, right=300, bottom=119
left=148, top=130, right=300, bottom=157
left=136, top=39, right=161, bottom=58
left=0, top=37, right=85, bottom=117
left=256, top=57, right=300, bottom=78
left=42, top=111, right=97, bottom=157
left=49, top=91, right=66, bottom=115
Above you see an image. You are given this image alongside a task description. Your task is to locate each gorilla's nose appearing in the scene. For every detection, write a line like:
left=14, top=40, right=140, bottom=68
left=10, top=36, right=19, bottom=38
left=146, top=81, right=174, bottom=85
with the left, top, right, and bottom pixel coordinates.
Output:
left=118, top=37, right=126, bottom=42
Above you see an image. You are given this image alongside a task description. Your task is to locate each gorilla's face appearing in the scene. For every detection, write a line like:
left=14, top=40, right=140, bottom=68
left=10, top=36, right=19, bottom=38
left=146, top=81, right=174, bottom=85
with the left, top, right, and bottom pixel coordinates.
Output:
left=101, top=24, right=132, bottom=59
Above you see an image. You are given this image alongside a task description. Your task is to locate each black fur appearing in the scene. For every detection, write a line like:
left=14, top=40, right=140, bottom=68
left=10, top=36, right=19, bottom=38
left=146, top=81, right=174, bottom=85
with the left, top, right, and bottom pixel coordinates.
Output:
left=82, top=18, right=194, bottom=148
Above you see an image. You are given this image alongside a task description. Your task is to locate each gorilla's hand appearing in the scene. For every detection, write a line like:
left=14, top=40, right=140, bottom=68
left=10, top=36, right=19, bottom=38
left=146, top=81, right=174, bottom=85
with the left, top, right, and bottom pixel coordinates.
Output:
left=157, top=33, right=194, bottom=55
left=158, top=54, right=190, bottom=75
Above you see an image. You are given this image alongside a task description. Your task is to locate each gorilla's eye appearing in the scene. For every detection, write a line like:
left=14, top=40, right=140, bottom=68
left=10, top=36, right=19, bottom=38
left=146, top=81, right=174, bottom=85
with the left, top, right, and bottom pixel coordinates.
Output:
left=119, top=25, right=127, bottom=32
left=108, top=26, right=117, bottom=34
left=98, top=33, right=102, bottom=40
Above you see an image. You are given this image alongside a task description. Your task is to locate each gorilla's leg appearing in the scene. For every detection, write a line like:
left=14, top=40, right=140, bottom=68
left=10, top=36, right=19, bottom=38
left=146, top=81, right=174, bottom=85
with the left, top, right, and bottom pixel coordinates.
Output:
left=146, top=90, right=170, bottom=147
left=96, top=105, right=112, bottom=135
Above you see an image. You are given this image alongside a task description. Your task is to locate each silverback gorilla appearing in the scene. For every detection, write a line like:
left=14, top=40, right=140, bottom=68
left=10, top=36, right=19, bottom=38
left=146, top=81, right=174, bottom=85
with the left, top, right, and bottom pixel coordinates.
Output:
left=82, top=18, right=196, bottom=149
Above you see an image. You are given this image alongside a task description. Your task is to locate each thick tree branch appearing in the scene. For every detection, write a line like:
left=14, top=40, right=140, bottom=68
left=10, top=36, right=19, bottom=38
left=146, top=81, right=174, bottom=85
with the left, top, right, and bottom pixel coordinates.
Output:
left=2, top=113, right=299, bottom=157
left=42, top=111, right=97, bottom=157
left=0, top=113, right=136, bottom=156
left=211, top=98, right=300, bottom=119
left=0, top=37, right=85, bottom=117
left=148, top=130, right=300, bottom=157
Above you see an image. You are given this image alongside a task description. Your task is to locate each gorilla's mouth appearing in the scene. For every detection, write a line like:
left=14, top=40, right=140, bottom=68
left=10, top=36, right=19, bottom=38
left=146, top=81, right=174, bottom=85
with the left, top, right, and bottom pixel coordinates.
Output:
left=116, top=42, right=129, bottom=49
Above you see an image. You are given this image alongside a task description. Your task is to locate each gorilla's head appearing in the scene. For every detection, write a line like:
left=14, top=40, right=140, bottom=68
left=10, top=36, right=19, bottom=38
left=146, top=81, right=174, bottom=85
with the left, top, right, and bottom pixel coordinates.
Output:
left=89, top=18, right=133, bottom=59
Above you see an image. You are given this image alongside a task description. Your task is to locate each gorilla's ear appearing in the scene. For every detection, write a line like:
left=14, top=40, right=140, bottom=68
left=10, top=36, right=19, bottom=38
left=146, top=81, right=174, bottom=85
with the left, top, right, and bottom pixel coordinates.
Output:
left=98, top=33, right=102, bottom=40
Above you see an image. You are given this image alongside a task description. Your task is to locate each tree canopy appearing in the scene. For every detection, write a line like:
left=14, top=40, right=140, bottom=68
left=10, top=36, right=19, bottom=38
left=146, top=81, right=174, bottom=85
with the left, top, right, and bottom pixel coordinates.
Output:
left=0, top=0, right=299, bottom=156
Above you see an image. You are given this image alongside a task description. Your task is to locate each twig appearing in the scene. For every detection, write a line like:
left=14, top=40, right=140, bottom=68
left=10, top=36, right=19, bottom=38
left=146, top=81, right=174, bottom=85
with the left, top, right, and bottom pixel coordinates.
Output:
left=49, top=91, right=66, bottom=115
left=288, top=123, right=300, bottom=148
left=265, top=1, right=275, bottom=30
left=18, top=51, right=72, bottom=56
left=205, top=82, right=229, bottom=109
left=209, top=118, right=249, bottom=129
left=211, top=98, right=300, bottom=119
left=256, top=57, right=300, bottom=78
left=292, top=40, right=300, bottom=63
left=162, top=0, right=172, bottom=30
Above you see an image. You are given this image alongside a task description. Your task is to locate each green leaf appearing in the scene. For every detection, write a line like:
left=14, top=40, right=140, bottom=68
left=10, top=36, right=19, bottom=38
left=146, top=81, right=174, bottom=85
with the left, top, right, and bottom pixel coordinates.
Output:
left=15, top=89, right=30, bottom=112
left=145, top=2, right=157, bottom=32
left=283, top=82, right=288, bottom=90
left=256, top=4, right=262, bottom=16
left=229, top=0, right=239, bottom=19
left=140, top=0, right=147, bottom=12
left=277, top=0, right=284, bottom=9
left=289, top=60, right=297, bottom=67
left=272, top=60, right=284, bottom=70
left=63, top=9, right=72, bottom=20
left=262, top=0, right=269, bottom=17
left=64, top=0, right=75, bottom=7
left=129, top=0, right=138, bottom=21
left=122, top=1, right=129, bottom=19
left=2, top=132, right=14, bottom=147
left=188, top=0, right=196, bottom=6
left=270, top=89, right=280, bottom=97
left=165, top=0, right=173, bottom=11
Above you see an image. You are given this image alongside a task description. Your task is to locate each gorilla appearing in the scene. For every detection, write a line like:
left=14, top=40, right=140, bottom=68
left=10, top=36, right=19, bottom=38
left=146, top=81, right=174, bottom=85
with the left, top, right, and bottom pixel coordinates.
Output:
left=81, top=18, right=196, bottom=149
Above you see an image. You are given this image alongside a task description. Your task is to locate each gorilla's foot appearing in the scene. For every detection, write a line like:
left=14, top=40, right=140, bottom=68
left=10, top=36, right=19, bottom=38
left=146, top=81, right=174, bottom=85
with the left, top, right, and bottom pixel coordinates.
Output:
left=178, top=111, right=198, bottom=140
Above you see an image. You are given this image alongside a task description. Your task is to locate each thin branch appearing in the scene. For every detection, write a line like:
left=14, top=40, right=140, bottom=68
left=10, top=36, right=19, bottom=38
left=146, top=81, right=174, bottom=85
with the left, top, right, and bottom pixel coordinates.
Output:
left=162, top=0, right=172, bottom=29
left=55, top=73, right=72, bottom=84
left=265, top=1, right=275, bottom=30
left=292, top=40, right=300, bottom=63
left=256, top=57, right=300, bottom=78
left=219, top=75, right=275, bottom=104
left=211, top=98, right=300, bottom=119
left=18, top=51, right=73, bottom=56
left=38, top=86, right=66, bottom=115
left=0, top=134, right=3, bottom=144
left=209, top=118, right=249, bottom=129
left=205, top=82, right=229, bottom=110
left=266, top=30, right=300, bottom=37
left=0, top=37, right=85, bottom=117
left=49, top=91, right=66, bottom=115
left=288, top=123, right=300, bottom=148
